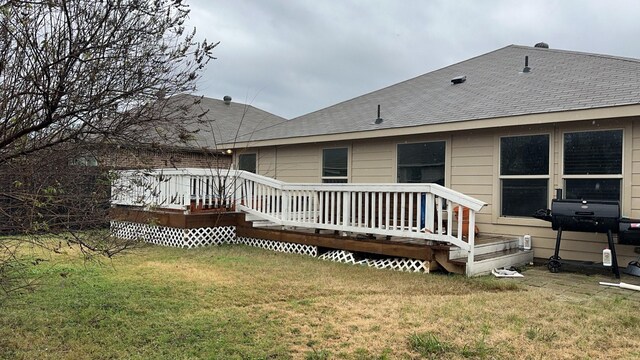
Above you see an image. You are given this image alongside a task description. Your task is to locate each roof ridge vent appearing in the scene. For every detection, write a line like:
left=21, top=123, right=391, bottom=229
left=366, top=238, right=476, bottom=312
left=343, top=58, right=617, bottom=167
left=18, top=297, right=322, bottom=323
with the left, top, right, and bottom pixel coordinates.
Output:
left=451, top=75, right=466, bottom=85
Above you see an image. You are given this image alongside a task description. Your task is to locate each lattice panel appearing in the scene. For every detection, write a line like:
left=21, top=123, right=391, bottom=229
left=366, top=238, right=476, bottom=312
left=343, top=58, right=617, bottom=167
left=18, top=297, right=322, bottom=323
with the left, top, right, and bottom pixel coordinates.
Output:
left=110, top=221, right=236, bottom=249
left=319, top=249, right=429, bottom=273
left=185, top=226, right=236, bottom=248
left=110, top=221, right=185, bottom=247
left=236, top=237, right=318, bottom=257
left=318, top=250, right=358, bottom=264
left=111, top=221, right=428, bottom=273
left=364, top=258, right=429, bottom=273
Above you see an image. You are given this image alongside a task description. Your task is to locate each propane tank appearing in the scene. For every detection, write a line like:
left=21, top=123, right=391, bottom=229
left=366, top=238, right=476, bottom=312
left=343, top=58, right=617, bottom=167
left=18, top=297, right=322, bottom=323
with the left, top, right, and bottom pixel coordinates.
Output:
left=603, top=248, right=612, bottom=267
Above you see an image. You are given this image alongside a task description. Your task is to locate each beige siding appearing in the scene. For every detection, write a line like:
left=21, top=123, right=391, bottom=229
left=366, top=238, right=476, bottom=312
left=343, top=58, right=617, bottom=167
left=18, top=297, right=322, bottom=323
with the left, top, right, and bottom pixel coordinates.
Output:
left=256, top=148, right=276, bottom=178
left=274, top=144, right=320, bottom=183
left=450, top=130, right=494, bottom=199
left=351, top=139, right=394, bottom=183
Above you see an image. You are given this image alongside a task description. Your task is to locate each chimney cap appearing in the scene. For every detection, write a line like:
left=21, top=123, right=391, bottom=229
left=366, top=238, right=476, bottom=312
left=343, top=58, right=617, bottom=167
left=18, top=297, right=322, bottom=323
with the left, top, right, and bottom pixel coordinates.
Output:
left=223, top=95, right=232, bottom=104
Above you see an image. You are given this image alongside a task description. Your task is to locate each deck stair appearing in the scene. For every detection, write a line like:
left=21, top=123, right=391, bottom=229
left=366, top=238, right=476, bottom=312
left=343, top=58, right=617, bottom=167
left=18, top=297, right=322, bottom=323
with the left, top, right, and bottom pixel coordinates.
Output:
left=243, top=213, right=281, bottom=229
left=447, top=236, right=533, bottom=275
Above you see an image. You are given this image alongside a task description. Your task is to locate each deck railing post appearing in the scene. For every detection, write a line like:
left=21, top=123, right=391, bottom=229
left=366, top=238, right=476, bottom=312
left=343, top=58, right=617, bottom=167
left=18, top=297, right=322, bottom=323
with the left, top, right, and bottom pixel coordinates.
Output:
left=342, top=191, right=351, bottom=228
left=466, top=209, right=476, bottom=276
left=425, top=193, right=435, bottom=232
left=233, top=174, right=242, bottom=211
left=180, top=173, right=191, bottom=212
left=281, top=189, right=290, bottom=222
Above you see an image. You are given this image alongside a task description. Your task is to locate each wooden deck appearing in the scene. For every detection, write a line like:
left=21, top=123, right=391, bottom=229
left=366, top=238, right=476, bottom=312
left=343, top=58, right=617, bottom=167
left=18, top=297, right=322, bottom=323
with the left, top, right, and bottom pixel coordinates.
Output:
left=111, top=207, right=437, bottom=261
left=109, top=207, right=528, bottom=275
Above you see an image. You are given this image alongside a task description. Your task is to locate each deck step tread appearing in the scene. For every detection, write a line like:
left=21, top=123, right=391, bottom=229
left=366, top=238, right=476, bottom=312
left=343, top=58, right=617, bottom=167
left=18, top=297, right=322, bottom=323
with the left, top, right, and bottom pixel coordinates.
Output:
left=450, top=248, right=527, bottom=264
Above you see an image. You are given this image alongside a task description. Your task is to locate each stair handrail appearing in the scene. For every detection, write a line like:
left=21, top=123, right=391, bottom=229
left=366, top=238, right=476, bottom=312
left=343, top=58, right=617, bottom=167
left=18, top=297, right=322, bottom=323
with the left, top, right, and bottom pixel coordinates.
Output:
left=235, top=170, right=484, bottom=212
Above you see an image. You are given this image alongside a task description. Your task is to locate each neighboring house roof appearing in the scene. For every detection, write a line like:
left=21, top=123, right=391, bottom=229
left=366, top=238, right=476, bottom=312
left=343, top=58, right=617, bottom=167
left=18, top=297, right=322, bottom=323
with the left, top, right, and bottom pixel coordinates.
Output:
left=152, top=94, right=287, bottom=151
left=228, top=44, right=640, bottom=146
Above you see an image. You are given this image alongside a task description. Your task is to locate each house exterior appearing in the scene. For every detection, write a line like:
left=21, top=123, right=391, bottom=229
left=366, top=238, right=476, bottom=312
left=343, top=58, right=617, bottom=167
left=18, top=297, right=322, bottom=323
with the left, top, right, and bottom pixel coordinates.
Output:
left=222, top=44, right=640, bottom=266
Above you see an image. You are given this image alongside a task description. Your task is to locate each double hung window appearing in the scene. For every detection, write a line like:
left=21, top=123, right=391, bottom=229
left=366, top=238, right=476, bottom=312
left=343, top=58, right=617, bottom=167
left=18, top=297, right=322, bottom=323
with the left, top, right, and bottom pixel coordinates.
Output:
left=563, top=130, right=622, bottom=201
left=500, top=135, right=550, bottom=217
left=322, top=148, right=348, bottom=183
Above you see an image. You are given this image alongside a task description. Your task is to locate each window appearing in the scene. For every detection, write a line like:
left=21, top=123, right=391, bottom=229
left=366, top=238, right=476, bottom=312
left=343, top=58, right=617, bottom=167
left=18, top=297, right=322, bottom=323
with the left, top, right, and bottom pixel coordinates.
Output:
left=563, top=130, right=622, bottom=201
left=238, top=153, right=257, bottom=173
left=322, top=148, right=348, bottom=183
left=397, top=141, right=445, bottom=185
left=500, top=134, right=549, bottom=217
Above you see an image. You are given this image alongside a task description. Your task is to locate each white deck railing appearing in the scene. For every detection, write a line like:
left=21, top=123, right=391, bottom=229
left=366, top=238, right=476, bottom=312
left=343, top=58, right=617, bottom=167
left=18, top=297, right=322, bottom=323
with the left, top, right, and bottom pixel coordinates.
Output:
left=111, top=168, right=486, bottom=274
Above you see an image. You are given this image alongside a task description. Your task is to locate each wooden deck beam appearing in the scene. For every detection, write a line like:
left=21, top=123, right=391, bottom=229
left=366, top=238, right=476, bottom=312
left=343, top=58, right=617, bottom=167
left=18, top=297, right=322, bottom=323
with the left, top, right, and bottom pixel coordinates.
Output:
left=236, top=225, right=434, bottom=261
left=109, top=207, right=242, bottom=228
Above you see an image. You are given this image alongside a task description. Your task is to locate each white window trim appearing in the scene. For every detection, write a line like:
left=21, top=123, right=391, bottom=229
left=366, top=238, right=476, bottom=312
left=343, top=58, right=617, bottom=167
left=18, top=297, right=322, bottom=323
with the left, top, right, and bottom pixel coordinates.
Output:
left=560, top=128, right=624, bottom=201
left=321, top=146, right=350, bottom=183
left=493, top=131, right=553, bottom=227
left=395, top=140, right=448, bottom=185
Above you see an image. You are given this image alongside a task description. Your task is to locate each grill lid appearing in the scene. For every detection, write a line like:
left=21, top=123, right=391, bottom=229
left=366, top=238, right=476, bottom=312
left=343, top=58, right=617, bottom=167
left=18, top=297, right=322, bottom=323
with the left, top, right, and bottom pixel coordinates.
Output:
left=551, top=199, right=620, bottom=233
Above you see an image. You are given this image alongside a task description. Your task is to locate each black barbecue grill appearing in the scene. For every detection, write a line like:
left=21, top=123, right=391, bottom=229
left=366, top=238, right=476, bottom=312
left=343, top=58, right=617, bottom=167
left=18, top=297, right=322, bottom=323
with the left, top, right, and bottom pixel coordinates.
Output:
left=535, top=190, right=622, bottom=278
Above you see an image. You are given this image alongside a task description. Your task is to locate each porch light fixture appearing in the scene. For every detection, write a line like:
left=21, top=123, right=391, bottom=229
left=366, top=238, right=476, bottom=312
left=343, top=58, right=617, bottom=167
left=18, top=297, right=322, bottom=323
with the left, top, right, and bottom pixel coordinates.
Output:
left=225, top=149, right=232, bottom=154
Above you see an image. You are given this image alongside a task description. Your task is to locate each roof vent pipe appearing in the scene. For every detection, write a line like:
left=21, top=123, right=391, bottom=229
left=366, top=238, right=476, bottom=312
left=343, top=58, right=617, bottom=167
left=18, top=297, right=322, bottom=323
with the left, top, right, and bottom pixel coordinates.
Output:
left=534, top=42, right=549, bottom=49
left=374, top=104, right=383, bottom=124
left=523, top=56, right=531, bottom=73
left=223, top=95, right=232, bottom=105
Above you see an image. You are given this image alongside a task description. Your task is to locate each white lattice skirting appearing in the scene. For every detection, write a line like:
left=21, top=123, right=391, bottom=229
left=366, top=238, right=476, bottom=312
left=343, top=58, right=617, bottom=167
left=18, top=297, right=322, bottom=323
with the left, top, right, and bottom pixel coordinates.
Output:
left=110, top=221, right=235, bottom=248
left=319, top=250, right=430, bottom=273
left=110, top=221, right=427, bottom=273
left=236, top=237, right=318, bottom=257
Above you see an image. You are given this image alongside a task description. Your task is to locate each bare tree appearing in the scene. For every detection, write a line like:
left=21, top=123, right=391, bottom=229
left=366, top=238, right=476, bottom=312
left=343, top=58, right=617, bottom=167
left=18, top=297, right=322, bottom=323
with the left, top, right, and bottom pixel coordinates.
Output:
left=0, top=0, right=217, bottom=297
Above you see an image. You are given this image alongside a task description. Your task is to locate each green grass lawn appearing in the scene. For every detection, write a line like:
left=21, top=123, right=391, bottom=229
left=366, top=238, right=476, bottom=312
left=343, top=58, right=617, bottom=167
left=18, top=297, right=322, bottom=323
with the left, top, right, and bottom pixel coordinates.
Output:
left=1, top=242, right=639, bottom=359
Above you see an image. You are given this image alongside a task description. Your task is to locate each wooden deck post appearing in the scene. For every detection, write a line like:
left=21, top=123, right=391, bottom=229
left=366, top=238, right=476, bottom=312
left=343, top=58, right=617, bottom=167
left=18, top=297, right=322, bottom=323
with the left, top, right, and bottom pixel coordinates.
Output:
left=466, top=210, right=476, bottom=276
left=342, top=191, right=351, bottom=229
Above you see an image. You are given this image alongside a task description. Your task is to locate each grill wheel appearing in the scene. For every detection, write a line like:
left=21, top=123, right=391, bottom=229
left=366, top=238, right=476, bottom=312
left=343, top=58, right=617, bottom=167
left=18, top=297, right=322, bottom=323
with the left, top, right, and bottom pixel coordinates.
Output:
left=547, top=257, right=562, bottom=273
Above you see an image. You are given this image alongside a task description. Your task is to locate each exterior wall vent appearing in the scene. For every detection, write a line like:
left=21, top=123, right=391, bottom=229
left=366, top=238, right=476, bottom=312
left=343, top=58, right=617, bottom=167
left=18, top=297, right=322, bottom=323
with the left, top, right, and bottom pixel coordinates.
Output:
left=451, top=75, right=466, bottom=85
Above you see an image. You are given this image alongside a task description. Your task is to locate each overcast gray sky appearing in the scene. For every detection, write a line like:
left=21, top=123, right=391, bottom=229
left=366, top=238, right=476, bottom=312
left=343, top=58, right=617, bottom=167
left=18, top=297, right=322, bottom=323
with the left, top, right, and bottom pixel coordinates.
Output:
left=186, top=0, right=640, bottom=119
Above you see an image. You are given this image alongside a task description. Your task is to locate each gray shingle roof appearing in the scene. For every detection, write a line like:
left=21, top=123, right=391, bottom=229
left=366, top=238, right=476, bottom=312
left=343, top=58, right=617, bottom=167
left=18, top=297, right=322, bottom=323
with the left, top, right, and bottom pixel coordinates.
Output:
left=233, top=45, right=640, bottom=143
left=163, top=94, right=287, bottom=149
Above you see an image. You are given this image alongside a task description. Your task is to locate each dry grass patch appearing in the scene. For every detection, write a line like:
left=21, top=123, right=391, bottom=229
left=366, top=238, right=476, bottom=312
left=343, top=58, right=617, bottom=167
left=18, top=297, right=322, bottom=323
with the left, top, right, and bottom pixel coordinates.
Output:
left=1, top=242, right=639, bottom=359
